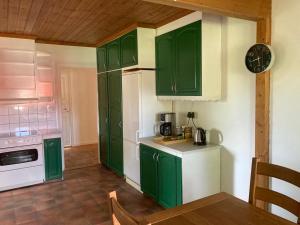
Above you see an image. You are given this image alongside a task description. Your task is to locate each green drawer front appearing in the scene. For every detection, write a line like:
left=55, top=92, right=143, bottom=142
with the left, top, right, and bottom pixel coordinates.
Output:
left=44, top=138, right=62, bottom=181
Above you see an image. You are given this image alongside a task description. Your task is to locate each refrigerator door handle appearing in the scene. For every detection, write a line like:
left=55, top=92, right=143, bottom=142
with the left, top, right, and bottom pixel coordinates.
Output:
left=135, top=130, right=140, bottom=144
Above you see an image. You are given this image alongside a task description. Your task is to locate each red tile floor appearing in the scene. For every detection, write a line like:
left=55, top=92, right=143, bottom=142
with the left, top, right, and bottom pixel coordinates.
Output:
left=0, top=165, right=163, bottom=225
left=64, top=144, right=99, bottom=170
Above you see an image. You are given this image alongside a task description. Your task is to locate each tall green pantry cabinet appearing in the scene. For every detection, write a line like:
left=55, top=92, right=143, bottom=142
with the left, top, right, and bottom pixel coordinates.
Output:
left=97, top=71, right=123, bottom=176
left=107, top=70, right=123, bottom=176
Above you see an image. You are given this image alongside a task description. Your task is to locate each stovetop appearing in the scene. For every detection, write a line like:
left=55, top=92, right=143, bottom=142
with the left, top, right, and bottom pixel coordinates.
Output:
left=0, top=130, right=39, bottom=139
left=0, top=130, right=42, bottom=149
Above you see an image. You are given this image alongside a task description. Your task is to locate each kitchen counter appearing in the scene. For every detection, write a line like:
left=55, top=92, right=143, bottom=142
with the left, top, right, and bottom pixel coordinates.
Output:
left=139, top=137, right=220, bottom=158
left=38, top=129, right=62, bottom=140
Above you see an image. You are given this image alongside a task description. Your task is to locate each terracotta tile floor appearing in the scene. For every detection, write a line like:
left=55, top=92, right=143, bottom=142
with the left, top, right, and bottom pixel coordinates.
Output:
left=64, top=144, right=99, bottom=170
left=0, top=165, right=163, bottom=225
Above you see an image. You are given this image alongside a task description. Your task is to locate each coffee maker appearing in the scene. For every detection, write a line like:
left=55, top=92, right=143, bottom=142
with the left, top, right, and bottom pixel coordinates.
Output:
left=159, top=113, right=176, bottom=137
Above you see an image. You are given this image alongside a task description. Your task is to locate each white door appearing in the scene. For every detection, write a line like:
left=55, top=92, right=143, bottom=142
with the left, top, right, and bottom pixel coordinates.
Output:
left=60, top=69, right=72, bottom=147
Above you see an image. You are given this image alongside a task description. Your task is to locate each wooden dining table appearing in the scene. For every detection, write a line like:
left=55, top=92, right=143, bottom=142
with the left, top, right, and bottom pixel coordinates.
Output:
left=141, top=192, right=296, bottom=225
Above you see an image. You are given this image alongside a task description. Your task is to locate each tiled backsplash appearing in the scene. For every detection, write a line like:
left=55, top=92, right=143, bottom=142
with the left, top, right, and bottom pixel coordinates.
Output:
left=0, top=101, right=58, bottom=134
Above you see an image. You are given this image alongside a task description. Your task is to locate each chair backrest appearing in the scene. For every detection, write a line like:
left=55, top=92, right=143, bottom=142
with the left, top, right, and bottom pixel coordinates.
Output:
left=107, top=191, right=140, bottom=225
left=249, top=157, right=300, bottom=224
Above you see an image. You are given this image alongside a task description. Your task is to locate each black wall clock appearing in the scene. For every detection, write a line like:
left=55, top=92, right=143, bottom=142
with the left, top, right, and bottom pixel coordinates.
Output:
left=245, top=43, right=275, bottom=74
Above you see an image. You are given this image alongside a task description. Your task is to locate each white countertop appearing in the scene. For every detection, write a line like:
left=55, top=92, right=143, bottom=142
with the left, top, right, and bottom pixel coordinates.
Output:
left=38, top=129, right=62, bottom=139
left=139, top=137, right=220, bottom=158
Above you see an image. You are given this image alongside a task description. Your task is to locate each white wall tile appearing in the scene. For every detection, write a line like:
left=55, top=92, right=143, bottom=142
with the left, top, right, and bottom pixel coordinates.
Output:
left=8, top=105, right=19, bottom=115
left=9, top=115, right=19, bottom=124
left=0, top=124, right=9, bottom=133
left=0, top=115, right=9, bottom=125
left=0, top=105, right=9, bottom=115
left=20, top=114, right=29, bottom=123
left=29, top=114, right=38, bottom=122
left=28, top=103, right=38, bottom=114
left=38, top=103, right=47, bottom=113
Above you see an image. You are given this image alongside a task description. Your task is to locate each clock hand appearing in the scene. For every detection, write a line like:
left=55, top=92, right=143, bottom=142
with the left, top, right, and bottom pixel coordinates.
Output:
left=250, top=58, right=260, bottom=63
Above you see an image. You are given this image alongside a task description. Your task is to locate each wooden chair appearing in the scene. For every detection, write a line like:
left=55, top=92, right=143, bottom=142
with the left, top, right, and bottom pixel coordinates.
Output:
left=107, top=191, right=140, bottom=225
left=249, top=157, right=300, bottom=224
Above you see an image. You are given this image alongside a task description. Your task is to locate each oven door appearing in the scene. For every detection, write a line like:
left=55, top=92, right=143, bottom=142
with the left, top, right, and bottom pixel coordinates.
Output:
left=0, top=144, right=43, bottom=172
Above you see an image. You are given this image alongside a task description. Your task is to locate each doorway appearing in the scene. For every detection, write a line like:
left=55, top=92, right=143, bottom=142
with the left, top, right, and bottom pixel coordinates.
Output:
left=60, top=67, right=99, bottom=170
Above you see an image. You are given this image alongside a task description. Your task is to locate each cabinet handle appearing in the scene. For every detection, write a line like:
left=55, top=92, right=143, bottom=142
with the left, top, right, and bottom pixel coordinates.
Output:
left=156, top=153, right=159, bottom=162
left=171, top=84, right=174, bottom=92
left=133, top=56, right=136, bottom=63
left=174, top=82, right=177, bottom=93
left=135, top=130, right=140, bottom=144
left=153, top=153, right=156, bottom=160
left=118, top=121, right=122, bottom=128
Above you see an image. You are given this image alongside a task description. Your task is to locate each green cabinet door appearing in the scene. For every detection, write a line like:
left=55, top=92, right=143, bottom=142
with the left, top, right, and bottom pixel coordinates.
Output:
left=157, top=151, right=182, bottom=208
left=107, top=39, right=121, bottom=71
left=155, top=32, right=175, bottom=96
left=98, top=73, right=109, bottom=166
left=97, top=46, right=107, bottom=73
left=44, top=138, right=62, bottom=181
left=108, top=70, right=123, bottom=176
left=140, top=144, right=158, bottom=200
left=120, top=29, right=138, bottom=67
left=175, top=21, right=202, bottom=96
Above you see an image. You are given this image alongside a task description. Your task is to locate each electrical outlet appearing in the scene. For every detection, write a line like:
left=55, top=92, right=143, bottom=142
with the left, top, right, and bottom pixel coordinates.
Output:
left=187, top=112, right=195, bottom=118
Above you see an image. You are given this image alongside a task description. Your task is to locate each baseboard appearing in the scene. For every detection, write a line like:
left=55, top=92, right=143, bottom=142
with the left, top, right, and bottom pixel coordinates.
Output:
left=67, top=142, right=98, bottom=147
left=125, top=177, right=142, bottom=193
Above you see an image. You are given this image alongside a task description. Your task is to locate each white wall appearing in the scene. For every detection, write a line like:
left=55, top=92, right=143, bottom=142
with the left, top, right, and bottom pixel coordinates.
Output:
left=270, top=0, right=300, bottom=222
left=174, top=17, right=256, bottom=201
left=175, top=5, right=300, bottom=223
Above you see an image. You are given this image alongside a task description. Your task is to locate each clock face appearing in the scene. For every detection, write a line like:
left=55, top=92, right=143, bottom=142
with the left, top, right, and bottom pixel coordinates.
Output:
left=245, top=44, right=273, bottom=74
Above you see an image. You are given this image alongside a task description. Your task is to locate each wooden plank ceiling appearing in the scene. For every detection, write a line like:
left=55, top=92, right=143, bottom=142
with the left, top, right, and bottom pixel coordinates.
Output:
left=0, top=0, right=191, bottom=47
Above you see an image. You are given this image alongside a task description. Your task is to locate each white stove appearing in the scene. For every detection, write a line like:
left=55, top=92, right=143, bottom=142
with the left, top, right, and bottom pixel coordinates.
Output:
left=0, top=130, right=45, bottom=192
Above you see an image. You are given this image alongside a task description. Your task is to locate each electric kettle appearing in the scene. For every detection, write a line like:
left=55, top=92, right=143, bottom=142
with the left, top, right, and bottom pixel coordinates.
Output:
left=194, top=127, right=206, bottom=146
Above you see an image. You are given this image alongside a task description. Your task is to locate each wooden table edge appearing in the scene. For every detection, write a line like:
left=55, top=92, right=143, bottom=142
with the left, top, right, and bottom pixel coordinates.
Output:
left=140, top=192, right=297, bottom=225
left=140, top=192, right=230, bottom=225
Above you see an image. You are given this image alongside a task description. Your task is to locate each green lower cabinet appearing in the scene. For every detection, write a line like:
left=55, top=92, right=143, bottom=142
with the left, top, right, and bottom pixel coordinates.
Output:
left=140, top=144, right=182, bottom=208
left=140, top=144, right=158, bottom=200
left=44, top=138, right=63, bottom=181
left=157, top=151, right=182, bottom=208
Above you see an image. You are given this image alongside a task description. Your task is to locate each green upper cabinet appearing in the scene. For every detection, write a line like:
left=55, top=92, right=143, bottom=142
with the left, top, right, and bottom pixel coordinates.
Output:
left=140, top=144, right=158, bottom=200
left=44, top=138, right=62, bottom=181
left=156, top=21, right=202, bottom=96
left=108, top=70, right=123, bottom=176
left=140, top=144, right=182, bottom=208
left=120, top=29, right=138, bottom=68
left=98, top=73, right=109, bottom=166
left=107, top=39, right=121, bottom=71
left=155, top=32, right=174, bottom=96
left=175, top=21, right=201, bottom=96
left=96, top=46, right=107, bottom=73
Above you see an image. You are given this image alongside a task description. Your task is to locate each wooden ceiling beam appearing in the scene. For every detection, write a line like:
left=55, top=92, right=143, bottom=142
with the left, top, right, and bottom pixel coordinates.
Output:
left=35, top=39, right=96, bottom=48
left=0, top=32, right=37, bottom=40
left=142, top=0, right=270, bottom=21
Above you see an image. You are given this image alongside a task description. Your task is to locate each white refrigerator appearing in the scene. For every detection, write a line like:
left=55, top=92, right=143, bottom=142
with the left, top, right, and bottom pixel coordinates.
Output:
left=122, top=70, right=171, bottom=187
